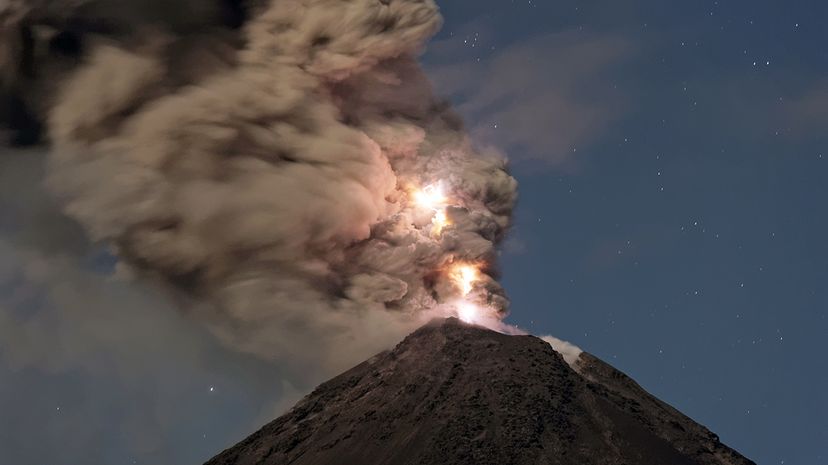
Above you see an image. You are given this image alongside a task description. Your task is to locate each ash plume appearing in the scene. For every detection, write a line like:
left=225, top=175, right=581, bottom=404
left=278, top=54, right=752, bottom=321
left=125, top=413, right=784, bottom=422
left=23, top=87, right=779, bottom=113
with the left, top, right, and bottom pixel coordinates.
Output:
left=2, top=0, right=517, bottom=373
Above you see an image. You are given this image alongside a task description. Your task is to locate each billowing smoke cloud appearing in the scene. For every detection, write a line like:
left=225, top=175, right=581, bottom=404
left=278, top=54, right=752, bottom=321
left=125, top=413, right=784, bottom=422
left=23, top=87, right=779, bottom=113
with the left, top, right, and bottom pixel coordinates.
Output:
left=0, top=148, right=297, bottom=464
left=5, top=0, right=517, bottom=374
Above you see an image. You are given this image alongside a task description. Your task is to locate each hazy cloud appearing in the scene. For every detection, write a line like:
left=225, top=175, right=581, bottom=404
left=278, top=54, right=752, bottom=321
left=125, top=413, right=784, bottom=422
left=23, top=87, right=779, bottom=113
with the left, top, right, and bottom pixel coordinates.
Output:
left=428, top=30, right=633, bottom=168
left=0, top=148, right=296, bottom=464
left=781, top=78, right=828, bottom=139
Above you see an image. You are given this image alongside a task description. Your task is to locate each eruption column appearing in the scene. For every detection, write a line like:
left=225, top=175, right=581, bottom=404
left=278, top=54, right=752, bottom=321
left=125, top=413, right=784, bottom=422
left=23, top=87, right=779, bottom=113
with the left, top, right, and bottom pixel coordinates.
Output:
left=412, top=184, right=491, bottom=324
left=13, top=0, right=518, bottom=371
left=449, top=262, right=485, bottom=323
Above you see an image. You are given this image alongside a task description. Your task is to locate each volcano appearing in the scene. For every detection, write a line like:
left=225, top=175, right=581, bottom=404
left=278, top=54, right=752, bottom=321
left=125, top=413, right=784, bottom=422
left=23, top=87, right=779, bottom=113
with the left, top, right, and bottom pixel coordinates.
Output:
left=204, top=318, right=754, bottom=465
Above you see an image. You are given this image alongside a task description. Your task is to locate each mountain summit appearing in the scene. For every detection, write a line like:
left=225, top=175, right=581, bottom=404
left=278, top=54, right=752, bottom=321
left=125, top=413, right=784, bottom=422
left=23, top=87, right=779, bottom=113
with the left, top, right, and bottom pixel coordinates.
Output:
left=205, top=318, right=754, bottom=465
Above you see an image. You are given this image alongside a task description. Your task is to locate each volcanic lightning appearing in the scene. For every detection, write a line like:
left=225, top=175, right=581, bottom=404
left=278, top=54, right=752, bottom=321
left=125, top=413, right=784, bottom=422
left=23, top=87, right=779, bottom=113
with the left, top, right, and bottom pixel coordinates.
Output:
left=411, top=183, right=491, bottom=324
left=4, top=0, right=519, bottom=372
left=448, top=262, right=485, bottom=323
left=450, top=263, right=480, bottom=297
left=431, top=209, right=449, bottom=235
left=412, top=184, right=448, bottom=211
left=412, top=183, right=451, bottom=236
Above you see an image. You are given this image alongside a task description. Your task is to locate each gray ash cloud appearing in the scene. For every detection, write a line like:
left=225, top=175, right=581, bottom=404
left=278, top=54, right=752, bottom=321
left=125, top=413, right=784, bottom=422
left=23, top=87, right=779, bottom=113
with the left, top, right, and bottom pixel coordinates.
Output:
left=2, top=0, right=517, bottom=372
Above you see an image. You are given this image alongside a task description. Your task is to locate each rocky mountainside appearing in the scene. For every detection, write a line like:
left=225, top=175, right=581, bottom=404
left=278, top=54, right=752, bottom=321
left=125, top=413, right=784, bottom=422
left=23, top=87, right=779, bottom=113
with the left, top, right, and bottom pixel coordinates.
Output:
left=205, top=318, right=755, bottom=465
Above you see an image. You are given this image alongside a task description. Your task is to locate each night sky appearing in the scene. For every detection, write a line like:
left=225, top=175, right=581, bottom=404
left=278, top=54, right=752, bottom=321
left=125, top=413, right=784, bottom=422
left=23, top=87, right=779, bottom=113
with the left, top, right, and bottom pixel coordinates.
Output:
left=1, top=1, right=827, bottom=464
left=429, top=1, right=826, bottom=464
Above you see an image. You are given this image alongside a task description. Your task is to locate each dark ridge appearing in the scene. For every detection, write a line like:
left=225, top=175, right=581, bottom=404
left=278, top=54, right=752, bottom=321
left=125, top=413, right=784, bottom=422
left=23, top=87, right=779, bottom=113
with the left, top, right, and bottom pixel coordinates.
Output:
left=204, top=318, right=755, bottom=465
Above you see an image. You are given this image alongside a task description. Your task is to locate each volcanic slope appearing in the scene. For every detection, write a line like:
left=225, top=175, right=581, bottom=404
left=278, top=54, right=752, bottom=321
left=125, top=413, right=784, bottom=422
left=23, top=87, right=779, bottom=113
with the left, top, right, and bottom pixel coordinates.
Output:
left=205, top=318, right=755, bottom=465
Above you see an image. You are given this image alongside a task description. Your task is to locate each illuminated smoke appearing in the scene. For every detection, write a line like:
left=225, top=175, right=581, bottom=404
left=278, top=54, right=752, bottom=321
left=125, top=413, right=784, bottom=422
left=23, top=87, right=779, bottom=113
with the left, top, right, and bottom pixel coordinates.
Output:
left=412, top=183, right=449, bottom=212
left=8, top=0, right=518, bottom=373
left=450, top=263, right=481, bottom=297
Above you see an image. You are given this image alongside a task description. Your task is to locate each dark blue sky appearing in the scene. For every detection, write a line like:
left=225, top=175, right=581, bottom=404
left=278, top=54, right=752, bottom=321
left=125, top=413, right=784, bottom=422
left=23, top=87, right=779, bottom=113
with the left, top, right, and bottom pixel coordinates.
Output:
left=426, top=1, right=827, bottom=464
left=1, top=1, right=826, bottom=464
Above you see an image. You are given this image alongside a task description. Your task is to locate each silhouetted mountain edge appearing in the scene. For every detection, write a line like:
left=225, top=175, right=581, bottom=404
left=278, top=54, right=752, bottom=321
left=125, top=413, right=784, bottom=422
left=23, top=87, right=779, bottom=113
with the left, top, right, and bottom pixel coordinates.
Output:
left=205, top=318, right=755, bottom=465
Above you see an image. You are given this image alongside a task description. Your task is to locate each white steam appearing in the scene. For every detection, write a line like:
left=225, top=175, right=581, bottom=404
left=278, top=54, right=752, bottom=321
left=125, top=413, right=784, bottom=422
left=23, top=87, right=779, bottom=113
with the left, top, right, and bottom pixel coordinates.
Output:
left=541, top=335, right=583, bottom=367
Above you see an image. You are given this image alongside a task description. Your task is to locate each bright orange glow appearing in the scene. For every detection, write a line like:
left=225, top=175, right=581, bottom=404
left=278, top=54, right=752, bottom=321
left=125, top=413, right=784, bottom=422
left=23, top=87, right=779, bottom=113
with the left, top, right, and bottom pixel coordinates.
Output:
left=448, top=262, right=488, bottom=324
left=412, top=183, right=451, bottom=236
left=431, top=209, right=450, bottom=235
left=412, top=184, right=448, bottom=211
left=450, top=263, right=481, bottom=296
left=456, top=301, right=480, bottom=324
